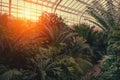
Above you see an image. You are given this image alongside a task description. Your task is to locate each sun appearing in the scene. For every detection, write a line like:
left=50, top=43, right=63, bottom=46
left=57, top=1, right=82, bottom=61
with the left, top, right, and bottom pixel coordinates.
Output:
left=22, top=9, right=38, bottom=21
left=24, top=10, right=31, bottom=19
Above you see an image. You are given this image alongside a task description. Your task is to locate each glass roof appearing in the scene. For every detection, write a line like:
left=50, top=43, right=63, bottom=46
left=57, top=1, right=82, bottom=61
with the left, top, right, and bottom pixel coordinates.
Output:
left=0, top=0, right=119, bottom=25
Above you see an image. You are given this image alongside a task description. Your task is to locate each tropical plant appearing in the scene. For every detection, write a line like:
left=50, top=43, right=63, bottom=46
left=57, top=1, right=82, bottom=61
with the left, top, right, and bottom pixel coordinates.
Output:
left=0, top=14, right=35, bottom=68
left=90, top=55, right=120, bottom=80
left=0, top=13, right=9, bottom=26
left=107, top=28, right=120, bottom=54
left=107, top=28, right=120, bottom=78
left=0, top=64, right=23, bottom=80
left=0, top=69, right=22, bottom=80
left=35, top=12, right=75, bottom=48
left=85, top=1, right=120, bottom=79
left=73, top=24, right=107, bottom=64
left=86, top=0, right=120, bottom=32
left=22, top=51, right=76, bottom=80
left=2, top=10, right=120, bottom=80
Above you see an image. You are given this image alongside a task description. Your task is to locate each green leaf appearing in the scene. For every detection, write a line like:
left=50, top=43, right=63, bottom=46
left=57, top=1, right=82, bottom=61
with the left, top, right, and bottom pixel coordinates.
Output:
left=0, top=69, right=22, bottom=80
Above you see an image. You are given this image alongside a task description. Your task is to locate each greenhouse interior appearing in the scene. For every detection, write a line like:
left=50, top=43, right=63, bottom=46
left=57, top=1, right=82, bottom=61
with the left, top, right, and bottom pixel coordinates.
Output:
left=0, top=0, right=120, bottom=80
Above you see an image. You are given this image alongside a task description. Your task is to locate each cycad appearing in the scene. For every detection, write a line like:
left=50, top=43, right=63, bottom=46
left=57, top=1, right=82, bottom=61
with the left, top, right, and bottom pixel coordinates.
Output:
left=0, top=25, right=16, bottom=65
left=0, top=69, right=22, bottom=80
left=73, top=24, right=106, bottom=63
left=92, top=55, right=119, bottom=80
left=25, top=54, right=64, bottom=80
left=35, top=12, right=75, bottom=47
left=0, top=14, right=31, bottom=68
left=107, top=28, right=120, bottom=75
left=107, top=28, right=120, bottom=54
left=74, top=24, right=98, bottom=46
left=59, top=55, right=93, bottom=80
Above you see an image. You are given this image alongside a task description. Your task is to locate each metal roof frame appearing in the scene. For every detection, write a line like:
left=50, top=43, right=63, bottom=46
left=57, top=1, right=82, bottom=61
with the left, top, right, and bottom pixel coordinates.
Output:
left=0, top=0, right=119, bottom=25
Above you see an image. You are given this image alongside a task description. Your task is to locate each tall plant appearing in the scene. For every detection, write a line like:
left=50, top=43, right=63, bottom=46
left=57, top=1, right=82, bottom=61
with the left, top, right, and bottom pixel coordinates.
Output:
left=36, top=12, right=75, bottom=48
left=73, top=24, right=107, bottom=63
left=85, top=0, right=120, bottom=79
left=86, top=0, right=120, bottom=32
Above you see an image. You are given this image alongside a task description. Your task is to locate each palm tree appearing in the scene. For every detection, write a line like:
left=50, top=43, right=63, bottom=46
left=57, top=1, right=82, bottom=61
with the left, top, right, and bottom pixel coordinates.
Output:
left=35, top=12, right=76, bottom=48
left=91, top=55, right=119, bottom=80
left=86, top=0, right=120, bottom=32
left=0, top=14, right=33, bottom=68
left=107, top=28, right=120, bottom=75
left=0, top=69, right=22, bottom=80
left=73, top=24, right=107, bottom=63
left=23, top=52, right=78, bottom=80
left=0, top=13, right=9, bottom=27
left=85, top=1, right=120, bottom=79
left=68, top=23, right=110, bottom=79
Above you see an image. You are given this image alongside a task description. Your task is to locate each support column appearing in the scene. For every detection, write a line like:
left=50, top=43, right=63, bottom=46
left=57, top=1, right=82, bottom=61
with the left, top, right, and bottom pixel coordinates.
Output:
left=9, top=0, right=12, bottom=16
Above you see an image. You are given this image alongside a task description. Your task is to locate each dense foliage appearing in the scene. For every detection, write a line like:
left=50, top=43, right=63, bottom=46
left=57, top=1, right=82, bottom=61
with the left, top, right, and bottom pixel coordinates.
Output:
left=0, top=12, right=98, bottom=80
left=85, top=0, right=120, bottom=80
left=0, top=0, right=120, bottom=79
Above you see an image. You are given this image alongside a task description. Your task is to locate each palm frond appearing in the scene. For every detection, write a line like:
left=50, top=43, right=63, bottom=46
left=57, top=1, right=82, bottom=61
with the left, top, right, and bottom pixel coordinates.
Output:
left=84, top=19, right=106, bottom=32
left=87, top=10, right=110, bottom=30
left=0, top=69, right=22, bottom=80
left=86, top=0, right=120, bottom=30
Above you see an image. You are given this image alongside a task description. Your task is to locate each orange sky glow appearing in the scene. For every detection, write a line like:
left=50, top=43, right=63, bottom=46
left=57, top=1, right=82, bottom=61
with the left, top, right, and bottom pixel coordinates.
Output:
left=0, top=0, right=80, bottom=25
